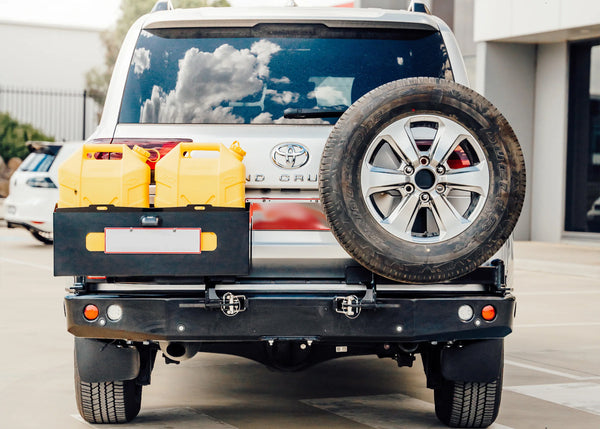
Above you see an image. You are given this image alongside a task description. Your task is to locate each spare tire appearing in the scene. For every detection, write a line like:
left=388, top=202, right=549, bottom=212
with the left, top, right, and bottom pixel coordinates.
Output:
left=319, top=77, right=526, bottom=283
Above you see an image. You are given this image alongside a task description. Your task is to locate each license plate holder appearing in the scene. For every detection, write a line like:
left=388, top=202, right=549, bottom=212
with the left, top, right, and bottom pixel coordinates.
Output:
left=104, top=228, right=202, bottom=254
left=54, top=205, right=249, bottom=277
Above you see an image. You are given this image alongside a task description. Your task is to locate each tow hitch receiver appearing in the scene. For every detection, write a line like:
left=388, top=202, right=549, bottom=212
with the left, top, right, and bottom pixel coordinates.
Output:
left=335, top=295, right=361, bottom=319
left=221, top=292, right=246, bottom=317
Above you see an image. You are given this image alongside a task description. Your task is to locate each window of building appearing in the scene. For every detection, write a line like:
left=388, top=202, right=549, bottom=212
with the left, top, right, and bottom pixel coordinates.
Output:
left=566, top=41, right=600, bottom=233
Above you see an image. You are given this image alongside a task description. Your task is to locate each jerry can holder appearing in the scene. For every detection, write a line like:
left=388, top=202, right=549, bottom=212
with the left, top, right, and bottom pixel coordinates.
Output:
left=54, top=204, right=250, bottom=277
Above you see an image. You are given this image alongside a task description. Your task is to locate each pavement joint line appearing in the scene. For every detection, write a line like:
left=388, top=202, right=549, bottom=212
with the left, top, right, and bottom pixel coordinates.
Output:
left=303, top=393, right=515, bottom=429
left=516, top=259, right=600, bottom=271
left=505, top=359, right=600, bottom=381
left=516, top=291, right=600, bottom=296
left=514, top=322, right=600, bottom=328
left=513, top=270, right=600, bottom=280
left=505, top=382, right=600, bottom=417
left=0, top=256, right=52, bottom=272
left=71, top=408, right=238, bottom=428
left=514, top=259, right=600, bottom=279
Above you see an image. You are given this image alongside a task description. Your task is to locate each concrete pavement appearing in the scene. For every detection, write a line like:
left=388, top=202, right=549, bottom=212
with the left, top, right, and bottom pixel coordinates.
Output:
left=0, top=226, right=599, bottom=428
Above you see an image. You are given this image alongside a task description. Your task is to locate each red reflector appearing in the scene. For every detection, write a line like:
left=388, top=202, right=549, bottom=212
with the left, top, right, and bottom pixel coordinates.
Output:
left=86, top=276, right=106, bottom=280
left=481, top=305, right=496, bottom=321
left=83, top=304, right=99, bottom=321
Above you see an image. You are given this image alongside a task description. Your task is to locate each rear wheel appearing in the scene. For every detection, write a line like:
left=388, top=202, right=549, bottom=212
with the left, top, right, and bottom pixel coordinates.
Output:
left=434, top=377, right=503, bottom=428
left=423, top=341, right=504, bottom=428
left=74, top=359, right=142, bottom=424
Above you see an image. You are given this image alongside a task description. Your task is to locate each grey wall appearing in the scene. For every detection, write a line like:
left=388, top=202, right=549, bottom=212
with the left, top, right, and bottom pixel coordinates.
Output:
left=452, top=0, right=476, bottom=85
left=477, top=42, right=536, bottom=240
left=530, top=43, right=569, bottom=242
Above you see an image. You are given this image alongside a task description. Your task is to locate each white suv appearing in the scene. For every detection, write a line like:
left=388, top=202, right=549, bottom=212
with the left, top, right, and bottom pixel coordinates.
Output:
left=57, top=3, right=525, bottom=428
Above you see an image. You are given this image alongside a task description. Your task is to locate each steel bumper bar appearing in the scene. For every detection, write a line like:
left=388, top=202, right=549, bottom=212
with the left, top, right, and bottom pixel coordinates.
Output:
left=65, top=294, right=515, bottom=343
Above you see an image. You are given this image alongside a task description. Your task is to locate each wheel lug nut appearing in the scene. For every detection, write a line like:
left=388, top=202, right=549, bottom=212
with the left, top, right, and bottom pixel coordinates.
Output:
left=436, top=184, right=446, bottom=194
left=419, top=156, right=429, bottom=166
left=404, top=184, right=414, bottom=194
left=436, top=165, right=446, bottom=175
left=404, top=165, right=414, bottom=175
left=420, top=192, right=430, bottom=202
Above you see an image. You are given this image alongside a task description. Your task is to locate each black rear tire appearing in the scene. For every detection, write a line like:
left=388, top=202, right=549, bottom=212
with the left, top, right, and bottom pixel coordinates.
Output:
left=434, top=376, right=503, bottom=428
left=74, top=359, right=142, bottom=424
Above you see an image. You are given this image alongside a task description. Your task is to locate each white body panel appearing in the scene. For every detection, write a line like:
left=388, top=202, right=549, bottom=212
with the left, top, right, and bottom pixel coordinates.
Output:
left=86, top=6, right=508, bottom=280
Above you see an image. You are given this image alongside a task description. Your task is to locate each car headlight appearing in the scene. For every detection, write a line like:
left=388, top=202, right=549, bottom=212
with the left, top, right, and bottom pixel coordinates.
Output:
left=26, top=177, right=57, bottom=188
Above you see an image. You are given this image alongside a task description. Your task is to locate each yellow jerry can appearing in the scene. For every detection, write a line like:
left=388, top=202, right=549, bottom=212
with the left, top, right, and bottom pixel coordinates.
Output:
left=58, top=144, right=151, bottom=208
left=154, top=141, right=246, bottom=208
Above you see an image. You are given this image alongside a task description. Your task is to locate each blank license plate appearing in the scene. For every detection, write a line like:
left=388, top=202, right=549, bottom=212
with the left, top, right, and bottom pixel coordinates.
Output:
left=104, top=228, right=201, bottom=254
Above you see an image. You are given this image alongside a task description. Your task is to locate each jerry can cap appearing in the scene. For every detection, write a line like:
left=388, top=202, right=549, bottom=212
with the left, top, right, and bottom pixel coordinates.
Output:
left=229, top=141, right=246, bottom=160
left=132, top=145, right=151, bottom=160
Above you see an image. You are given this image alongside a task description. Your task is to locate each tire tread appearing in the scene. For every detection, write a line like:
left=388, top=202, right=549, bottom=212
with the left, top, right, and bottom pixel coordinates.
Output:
left=75, top=366, right=142, bottom=424
left=435, top=379, right=502, bottom=428
left=319, top=77, right=526, bottom=283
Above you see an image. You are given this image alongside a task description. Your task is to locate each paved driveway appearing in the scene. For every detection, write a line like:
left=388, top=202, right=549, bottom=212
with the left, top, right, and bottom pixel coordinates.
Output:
left=0, top=228, right=599, bottom=428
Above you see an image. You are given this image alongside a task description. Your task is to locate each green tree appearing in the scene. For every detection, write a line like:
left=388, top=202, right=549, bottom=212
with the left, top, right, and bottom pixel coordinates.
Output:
left=86, top=0, right=230, bottom=108
left=0, top=113, right=54, bottom=160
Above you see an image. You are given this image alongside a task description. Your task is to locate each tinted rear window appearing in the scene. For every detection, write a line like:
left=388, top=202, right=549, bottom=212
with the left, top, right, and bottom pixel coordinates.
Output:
left=19, top=152, right=56, bottom=172
left=119, top=25, right=452, bottom=125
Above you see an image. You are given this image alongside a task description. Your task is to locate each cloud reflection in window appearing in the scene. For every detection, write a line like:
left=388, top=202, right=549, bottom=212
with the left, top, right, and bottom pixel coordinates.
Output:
left=140, top=40, right=281, bottom=124
left=132, top=48, right=151, bottom=75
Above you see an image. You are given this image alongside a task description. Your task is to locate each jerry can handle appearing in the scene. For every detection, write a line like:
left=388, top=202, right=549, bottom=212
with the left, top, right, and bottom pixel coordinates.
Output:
left=82, top=144, right=124, bottom=155
left=178, top=142, right=223, bottom=155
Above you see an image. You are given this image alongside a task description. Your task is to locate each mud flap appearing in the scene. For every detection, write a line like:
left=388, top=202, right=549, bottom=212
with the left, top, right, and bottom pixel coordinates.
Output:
left=440, top=339, right=503, bottom=383
left=75, top=338, right=140, bottom=383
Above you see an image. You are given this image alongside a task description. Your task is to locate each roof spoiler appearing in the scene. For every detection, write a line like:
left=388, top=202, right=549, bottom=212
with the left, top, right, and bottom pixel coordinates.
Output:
left=151, top=0, right=174, bottom=13
left=408, top=1, right=432, bottom=14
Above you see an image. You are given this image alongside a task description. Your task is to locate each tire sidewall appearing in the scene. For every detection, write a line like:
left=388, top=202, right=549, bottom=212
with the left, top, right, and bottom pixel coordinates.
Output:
left=320, top=78, right=525, bottom=282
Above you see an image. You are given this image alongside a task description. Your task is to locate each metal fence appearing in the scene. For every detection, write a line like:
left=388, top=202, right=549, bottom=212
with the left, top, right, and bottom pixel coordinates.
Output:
left=0, top=86, right=100, bottom=142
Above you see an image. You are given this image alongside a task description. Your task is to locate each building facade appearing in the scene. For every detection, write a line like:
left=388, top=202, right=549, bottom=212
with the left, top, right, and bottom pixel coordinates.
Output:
left=475, top=0, right=600, bottom=243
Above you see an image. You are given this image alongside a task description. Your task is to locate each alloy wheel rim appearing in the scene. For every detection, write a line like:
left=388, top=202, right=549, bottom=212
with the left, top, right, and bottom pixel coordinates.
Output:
left=360, top=114, right=490, bottom=243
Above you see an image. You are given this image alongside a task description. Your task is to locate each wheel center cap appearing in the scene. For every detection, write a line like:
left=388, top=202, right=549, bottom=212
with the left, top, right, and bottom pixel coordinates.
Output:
left=415, top=169, right=435, bottom=190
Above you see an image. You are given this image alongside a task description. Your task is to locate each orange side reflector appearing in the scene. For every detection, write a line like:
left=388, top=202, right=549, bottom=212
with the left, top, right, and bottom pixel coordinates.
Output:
left=481, top=305, right=496, bottom=321
left=83, top=304, right=99, bottom=321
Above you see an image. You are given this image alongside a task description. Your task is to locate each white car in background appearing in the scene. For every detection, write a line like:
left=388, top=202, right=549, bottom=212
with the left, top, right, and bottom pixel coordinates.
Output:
left=4, top=141, right=82, bottom=244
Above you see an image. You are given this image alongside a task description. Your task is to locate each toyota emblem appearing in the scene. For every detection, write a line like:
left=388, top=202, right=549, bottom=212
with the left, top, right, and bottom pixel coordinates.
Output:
left=271, top=143, right=309, bottom=169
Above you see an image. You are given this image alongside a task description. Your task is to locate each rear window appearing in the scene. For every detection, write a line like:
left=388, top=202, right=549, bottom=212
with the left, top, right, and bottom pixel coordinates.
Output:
left=19, top=152, right=57, bottom=172
left=119, top=24, right=452, bottom=125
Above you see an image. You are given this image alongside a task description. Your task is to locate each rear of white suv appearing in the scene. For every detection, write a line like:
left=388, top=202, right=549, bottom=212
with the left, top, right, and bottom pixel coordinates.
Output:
left=57, top=5, right=524, bottom=428
left=4, top=142, right=81, bottom=243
